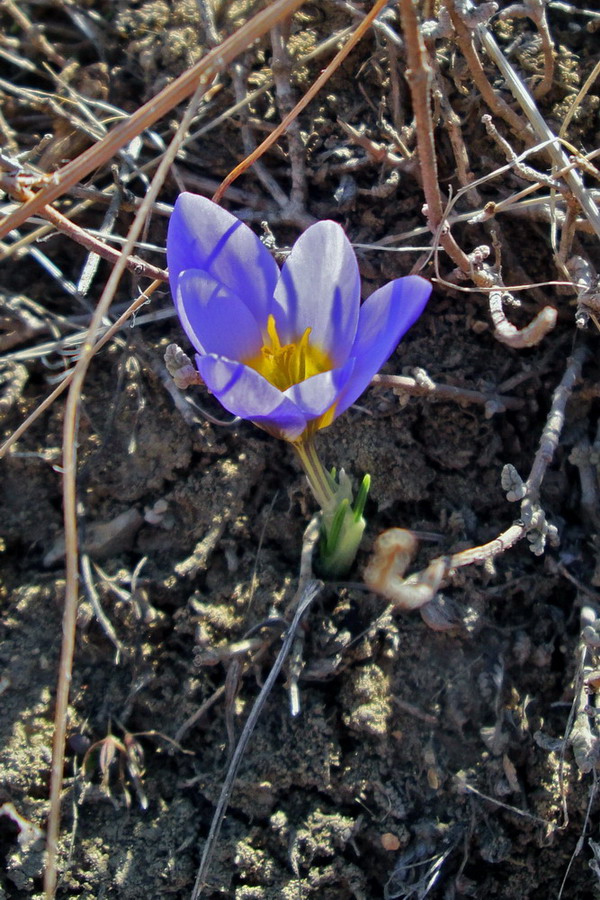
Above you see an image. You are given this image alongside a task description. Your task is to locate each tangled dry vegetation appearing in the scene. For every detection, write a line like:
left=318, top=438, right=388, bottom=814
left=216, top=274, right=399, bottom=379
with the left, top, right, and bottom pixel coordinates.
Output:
left=1, top=1, right=600, bottom=898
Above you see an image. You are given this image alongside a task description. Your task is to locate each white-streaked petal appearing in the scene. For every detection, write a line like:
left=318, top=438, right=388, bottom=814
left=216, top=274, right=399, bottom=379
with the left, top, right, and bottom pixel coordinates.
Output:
left=273, top=220, right=360, bottom=364
left=284, top=358, right=355, bottom=419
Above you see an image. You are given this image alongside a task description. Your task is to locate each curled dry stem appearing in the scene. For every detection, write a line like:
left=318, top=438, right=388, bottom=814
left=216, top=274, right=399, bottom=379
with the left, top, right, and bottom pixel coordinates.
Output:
left=488, top=288, right=558, bottom=349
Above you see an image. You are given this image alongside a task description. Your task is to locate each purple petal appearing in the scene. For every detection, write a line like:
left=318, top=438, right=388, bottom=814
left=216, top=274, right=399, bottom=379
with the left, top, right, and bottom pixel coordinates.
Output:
left=176, top=269, right=263, bottom=360
left=167, top=193, right=279, bottom=324
left=273, top=221, right=360, bottom=365
left=336, top=275, right=432, bottom=417
left=196, top=354, right=308, bottom=441
left=284, top=358, right=355, bottom=419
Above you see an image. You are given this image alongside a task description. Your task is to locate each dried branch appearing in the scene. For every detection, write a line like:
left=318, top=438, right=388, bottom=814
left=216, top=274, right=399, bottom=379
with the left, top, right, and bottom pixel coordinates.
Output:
left=477, top=24, right=600, bottom=239
left=398, top=0, right=471, bottom=272
left=398, top=0, right=556, bottom=347
left=2, top=0, right=67, bottom=68
left=498, top=0, right=555, bottom=99
left=445, top=0, right=531, bottom=141
left=371, top=371, right=524, bottom=414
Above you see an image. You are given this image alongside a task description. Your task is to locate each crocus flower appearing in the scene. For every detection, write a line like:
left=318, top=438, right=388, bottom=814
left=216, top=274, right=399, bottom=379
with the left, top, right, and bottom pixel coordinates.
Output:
left=167, top=192, right=431, bottom=443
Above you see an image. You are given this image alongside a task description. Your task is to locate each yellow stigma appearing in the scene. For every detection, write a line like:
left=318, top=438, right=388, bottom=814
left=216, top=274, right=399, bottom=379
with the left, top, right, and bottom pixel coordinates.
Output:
left=245, top=314, right=333, bottom=392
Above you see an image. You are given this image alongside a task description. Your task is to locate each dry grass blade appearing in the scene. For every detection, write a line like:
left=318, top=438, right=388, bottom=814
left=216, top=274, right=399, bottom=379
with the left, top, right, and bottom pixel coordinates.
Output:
left=191, top=579, right=322, bottom=899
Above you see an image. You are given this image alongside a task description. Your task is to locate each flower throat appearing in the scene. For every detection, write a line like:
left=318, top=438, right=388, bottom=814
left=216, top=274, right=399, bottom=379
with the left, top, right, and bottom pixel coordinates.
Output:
left=245, top=314, right=333, bottom=392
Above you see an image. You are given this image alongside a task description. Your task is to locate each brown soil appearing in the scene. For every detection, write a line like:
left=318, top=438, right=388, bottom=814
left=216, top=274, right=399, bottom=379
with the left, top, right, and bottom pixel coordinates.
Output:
left=1, top=2, right=599, bottom=898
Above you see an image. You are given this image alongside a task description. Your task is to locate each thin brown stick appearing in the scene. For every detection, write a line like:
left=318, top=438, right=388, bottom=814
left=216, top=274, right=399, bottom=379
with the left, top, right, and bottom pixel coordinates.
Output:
left=444, top=0, right=530, bottom=141
left=0, top=0, right=306, bottom=240
left=213, top=0, right=389, bottom=203
left=439, top=81, right=481, bottom=207
left=42, top=204, right=167, bottom=283
left=0, top=178, right=167, bottom=282
left=173, top=686, right=227, bottom=745
left=2, top=0, right=67, bottom=68
left=447, top=523, right=525, bottom=569
left=397, top=0, right=471, bottom=271
left=532, top=8, right=555, bottom=100
left=44, top=73, right=210, bottom=893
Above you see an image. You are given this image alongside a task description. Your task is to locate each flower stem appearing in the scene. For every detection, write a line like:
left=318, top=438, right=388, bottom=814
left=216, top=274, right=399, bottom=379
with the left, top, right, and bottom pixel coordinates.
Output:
left=293, top=438, right=370, bottom=578
left=293, top=438, right=335, bottom=510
